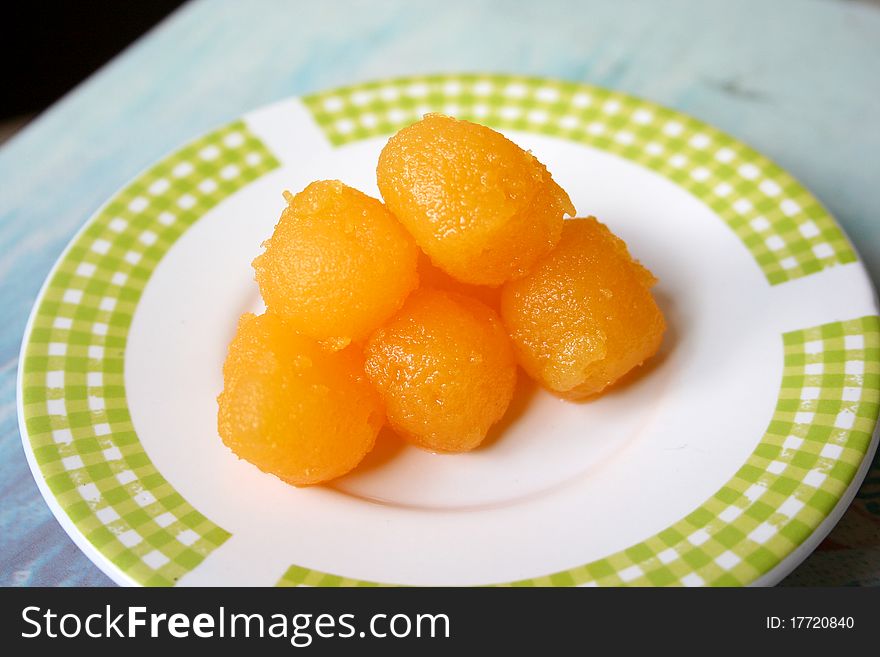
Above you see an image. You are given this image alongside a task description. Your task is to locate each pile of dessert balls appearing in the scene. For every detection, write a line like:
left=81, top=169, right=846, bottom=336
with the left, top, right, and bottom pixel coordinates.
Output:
left=217, top=114, right=665, bottom=486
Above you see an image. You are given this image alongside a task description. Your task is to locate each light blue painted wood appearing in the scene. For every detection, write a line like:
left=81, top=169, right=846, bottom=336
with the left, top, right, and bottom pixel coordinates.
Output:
left=1, top=0, right=878, bottom=586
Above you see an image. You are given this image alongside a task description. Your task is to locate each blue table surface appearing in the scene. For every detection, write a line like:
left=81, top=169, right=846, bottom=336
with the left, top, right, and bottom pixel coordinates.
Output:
left=1, top=0, right=878, bottom=586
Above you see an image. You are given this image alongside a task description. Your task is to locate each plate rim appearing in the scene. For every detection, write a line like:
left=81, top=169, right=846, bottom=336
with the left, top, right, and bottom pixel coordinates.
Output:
left=17, top=209, right=143, bottom=587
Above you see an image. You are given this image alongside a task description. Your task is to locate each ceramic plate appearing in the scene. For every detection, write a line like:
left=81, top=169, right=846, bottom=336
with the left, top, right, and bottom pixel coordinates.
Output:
left=17, top=74, right=880, bottom=587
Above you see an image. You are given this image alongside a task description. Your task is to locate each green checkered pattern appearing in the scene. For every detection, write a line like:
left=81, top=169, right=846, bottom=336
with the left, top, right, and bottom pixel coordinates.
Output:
left=303, top=73, right=857, bottom=285
left=277, top=565, right=385, bottom=588
left=20, top=120, right=280, bottom=585
left=273, top=316, right=879, bottom=587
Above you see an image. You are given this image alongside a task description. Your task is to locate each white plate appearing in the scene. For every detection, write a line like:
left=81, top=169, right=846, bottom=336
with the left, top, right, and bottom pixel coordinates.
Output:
left=18, top=74, right=880, bottom=586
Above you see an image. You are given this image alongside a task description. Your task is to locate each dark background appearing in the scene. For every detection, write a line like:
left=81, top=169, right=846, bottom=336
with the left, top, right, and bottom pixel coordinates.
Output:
left=4, top=2, right=184, bottom=130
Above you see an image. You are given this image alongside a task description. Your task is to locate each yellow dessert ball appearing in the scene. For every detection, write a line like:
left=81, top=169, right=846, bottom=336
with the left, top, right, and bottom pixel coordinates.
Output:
left=377, top=114, right=574, bottom=286
left=501, top=217, right=665, bottom=399
left=253, top=180, right=419, bottom=348
left=217, top=312, right=383, bottom=485
left=364, top=288, right=517, bottom=452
